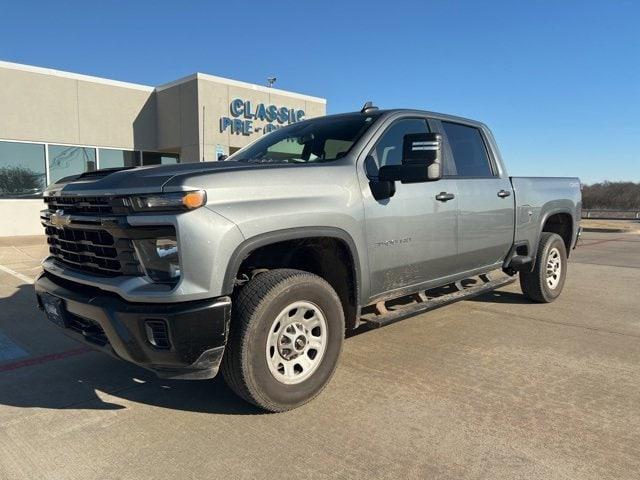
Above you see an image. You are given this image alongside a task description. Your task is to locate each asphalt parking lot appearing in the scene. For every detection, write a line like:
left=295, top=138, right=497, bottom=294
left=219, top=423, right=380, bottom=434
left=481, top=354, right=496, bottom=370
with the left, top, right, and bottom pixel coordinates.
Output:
left=1, top=230, right=639, bottom=480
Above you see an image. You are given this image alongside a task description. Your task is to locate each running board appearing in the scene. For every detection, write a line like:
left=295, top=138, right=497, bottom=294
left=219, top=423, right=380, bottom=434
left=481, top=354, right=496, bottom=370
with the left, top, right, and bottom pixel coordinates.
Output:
left=360, top=274, right=517, bottom=328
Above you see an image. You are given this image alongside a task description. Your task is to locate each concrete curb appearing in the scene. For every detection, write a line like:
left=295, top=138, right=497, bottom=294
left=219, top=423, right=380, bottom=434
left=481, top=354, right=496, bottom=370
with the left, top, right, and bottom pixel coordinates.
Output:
left=582, top=227, right=629, bottom=233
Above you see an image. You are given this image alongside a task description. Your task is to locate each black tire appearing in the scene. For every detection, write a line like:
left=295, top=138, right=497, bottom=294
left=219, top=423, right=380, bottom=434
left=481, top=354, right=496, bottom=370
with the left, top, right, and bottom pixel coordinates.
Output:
left=520, top=232, right=567, bottom=303
left=221, top=269, right=344, bottom=412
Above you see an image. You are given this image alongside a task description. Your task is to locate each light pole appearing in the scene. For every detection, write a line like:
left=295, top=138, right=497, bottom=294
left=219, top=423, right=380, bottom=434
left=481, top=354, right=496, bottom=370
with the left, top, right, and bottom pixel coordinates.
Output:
left=267, top=77, right=277, bottom=88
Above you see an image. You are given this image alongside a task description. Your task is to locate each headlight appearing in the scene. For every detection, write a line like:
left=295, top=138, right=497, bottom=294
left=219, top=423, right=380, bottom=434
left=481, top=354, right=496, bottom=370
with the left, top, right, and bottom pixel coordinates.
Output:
left=133, top=237, right=181, bottom=284
left=129, top=190, right=206, bottom=212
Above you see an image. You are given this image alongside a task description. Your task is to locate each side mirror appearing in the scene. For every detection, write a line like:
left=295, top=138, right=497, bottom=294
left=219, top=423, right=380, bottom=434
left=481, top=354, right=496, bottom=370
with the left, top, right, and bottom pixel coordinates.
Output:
left=365, top=155, right=396, bottom=201
left=401, top=132, right=442, bottom=181
left=377, top=132, right=443, bottom=184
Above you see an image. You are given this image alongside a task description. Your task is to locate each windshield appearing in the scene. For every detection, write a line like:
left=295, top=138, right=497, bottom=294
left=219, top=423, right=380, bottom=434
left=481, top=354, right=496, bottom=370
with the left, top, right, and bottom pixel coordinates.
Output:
left=230, top=113, right=380, bottom=164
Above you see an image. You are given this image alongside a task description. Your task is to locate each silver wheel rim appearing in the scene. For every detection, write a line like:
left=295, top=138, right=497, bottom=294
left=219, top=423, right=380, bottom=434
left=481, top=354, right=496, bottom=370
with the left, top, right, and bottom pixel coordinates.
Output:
left=265, top=301, right=328, bottom=385
left=546, top=247, right=562, bottom=289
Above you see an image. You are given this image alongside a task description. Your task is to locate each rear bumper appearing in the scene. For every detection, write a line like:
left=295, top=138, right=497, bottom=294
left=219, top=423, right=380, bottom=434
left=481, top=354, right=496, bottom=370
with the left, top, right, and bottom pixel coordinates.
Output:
left=34, top=272, right=230, bottom=379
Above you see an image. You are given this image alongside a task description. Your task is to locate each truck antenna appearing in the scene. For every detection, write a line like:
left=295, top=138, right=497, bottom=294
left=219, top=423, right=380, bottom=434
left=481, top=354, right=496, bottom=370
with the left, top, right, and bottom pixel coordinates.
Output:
left=361, top=101, right=378, bottom=113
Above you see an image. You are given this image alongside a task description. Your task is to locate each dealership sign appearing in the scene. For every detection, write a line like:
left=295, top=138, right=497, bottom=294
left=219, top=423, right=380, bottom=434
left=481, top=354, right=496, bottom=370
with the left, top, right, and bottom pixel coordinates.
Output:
left=220, top=98, right=305, bottom=136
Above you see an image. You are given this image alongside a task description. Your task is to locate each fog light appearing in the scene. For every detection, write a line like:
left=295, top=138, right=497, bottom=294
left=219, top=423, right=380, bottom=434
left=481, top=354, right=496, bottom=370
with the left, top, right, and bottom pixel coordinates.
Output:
left=145, top=320, right=170, bottom=349
left=133, top=237, right=181, bottom=284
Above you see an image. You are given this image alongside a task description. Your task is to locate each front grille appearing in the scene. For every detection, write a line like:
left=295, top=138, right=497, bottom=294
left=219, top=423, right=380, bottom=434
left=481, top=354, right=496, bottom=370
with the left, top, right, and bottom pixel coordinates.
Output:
left=44, top=195, right=128, bottom=215
left=42, top=195, right=176, bottom=279
left=46, top=225, right=141, bottom=276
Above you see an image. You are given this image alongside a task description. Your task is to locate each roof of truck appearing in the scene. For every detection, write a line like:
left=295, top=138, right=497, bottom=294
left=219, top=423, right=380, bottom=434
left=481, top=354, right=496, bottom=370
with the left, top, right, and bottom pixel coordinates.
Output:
left=367, top=108, right=487, bottom=128
left=321, top=108, right=488, bottom=130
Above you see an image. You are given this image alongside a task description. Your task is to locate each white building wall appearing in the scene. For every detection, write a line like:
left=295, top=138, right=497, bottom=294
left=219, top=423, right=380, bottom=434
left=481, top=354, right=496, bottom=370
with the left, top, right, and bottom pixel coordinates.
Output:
left=0, top=200, right=44, bottom=236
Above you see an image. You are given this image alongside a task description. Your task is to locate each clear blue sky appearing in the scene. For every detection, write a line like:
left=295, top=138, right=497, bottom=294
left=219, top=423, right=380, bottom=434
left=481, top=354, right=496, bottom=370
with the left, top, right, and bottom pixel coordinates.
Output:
left=0, top=0, right=637, bottom=184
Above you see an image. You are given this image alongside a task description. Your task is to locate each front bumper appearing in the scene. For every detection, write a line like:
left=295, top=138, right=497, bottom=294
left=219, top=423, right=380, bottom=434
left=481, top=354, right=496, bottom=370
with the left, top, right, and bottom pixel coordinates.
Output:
left=35, top=272, right=231, bottom=380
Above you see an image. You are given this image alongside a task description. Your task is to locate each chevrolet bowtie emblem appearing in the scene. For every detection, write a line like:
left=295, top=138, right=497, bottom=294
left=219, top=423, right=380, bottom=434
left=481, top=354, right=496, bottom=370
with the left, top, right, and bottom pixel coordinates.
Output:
left=50, top=209, right=72, bottom=227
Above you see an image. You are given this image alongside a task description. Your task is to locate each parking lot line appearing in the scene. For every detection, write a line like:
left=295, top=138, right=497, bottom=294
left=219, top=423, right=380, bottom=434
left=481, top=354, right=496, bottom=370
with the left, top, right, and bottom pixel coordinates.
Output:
left=0, top=263, right=35, bottom=284
left=0, top=346, right=91, bottom=373
left=0, top=332, right=29, bottom=361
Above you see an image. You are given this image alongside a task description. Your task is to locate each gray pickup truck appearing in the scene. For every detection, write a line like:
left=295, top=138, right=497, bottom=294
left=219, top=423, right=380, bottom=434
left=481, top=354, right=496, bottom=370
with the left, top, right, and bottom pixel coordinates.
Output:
left=35, top=104, right=581, bottom=411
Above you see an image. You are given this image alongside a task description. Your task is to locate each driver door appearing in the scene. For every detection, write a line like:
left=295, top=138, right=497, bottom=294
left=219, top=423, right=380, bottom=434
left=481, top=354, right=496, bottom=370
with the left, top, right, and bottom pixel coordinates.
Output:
left=360, top=117, right=460, bottom=300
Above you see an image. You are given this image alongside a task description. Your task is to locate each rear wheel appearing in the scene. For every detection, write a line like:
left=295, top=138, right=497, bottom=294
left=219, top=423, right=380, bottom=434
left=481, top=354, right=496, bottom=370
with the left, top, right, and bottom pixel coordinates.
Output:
left=222, top=269, right=344, bottom=412
left=520, top=232, right=567, bottom=303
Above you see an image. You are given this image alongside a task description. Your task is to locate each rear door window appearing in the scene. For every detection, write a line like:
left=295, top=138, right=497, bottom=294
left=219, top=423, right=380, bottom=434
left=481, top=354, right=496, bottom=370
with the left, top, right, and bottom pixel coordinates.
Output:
left=441, top=121, right=494, bottom=177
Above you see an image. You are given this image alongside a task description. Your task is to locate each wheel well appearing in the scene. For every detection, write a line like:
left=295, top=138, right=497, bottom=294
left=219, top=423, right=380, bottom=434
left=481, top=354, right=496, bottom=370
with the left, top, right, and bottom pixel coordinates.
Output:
left=542, top=213, right=573, bottom=253
left=235, top=237, right=359, bottom=329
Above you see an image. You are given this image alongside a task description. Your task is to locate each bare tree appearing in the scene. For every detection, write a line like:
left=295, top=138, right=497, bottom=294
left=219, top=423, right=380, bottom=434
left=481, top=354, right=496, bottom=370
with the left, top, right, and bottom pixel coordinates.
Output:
left=582, top=181, right=640, bottom=210
left=0, top=166, right=44, bottom=197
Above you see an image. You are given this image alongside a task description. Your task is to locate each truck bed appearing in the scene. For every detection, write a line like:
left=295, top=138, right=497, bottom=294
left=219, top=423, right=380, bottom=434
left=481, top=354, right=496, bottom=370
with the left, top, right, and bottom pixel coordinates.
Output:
left=510, top=176, right=582, bottom=254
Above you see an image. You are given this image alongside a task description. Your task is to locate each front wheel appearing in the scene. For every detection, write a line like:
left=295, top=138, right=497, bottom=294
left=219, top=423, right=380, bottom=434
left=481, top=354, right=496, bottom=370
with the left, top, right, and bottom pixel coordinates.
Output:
left=221, top=269, right=344, bottom=412
left=520, top=232, right=568, bottom=303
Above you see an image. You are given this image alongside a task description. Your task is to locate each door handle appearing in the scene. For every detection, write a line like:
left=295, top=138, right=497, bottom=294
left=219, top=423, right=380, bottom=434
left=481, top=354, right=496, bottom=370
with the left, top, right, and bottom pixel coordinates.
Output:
left=435, top=192, right=455, bottom=202
left=497, top=190, right=511, bottom=198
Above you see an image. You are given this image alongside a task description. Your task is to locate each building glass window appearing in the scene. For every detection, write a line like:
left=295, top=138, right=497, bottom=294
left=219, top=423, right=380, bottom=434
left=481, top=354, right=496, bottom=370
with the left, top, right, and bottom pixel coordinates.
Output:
left=142, top=152, right=179, bottom=166
left=48, top=145, right=97, bottom=184
left=99, top=149, right=141, bottom=169
left=0, top=141, right=46, bottom=198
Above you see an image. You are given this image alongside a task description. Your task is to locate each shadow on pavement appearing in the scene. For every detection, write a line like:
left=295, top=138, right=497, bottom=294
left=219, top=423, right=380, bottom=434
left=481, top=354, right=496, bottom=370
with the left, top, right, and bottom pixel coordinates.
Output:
left=0, top=283, right=261, bottom=415
left=468, top=290, right=530, bottom=305
left=1, top=278, right=528, bottom=415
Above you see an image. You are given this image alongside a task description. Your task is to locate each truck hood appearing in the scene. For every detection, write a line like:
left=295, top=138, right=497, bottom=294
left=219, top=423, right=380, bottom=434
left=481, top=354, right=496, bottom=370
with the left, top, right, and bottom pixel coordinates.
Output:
left=43, top=161, right=290, bottom=196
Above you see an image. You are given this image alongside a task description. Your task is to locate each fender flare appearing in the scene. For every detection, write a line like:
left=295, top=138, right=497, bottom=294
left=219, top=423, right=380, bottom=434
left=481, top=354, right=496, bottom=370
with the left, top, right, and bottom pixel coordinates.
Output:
left=531, top=208, right=575, bottom=268
left=222, top=227, right=362, bottom=302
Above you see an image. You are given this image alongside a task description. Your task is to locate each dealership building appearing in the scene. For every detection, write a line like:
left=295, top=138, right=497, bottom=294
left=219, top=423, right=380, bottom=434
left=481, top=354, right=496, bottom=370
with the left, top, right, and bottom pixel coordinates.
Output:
left=0, top=60, right=326, bottom=236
